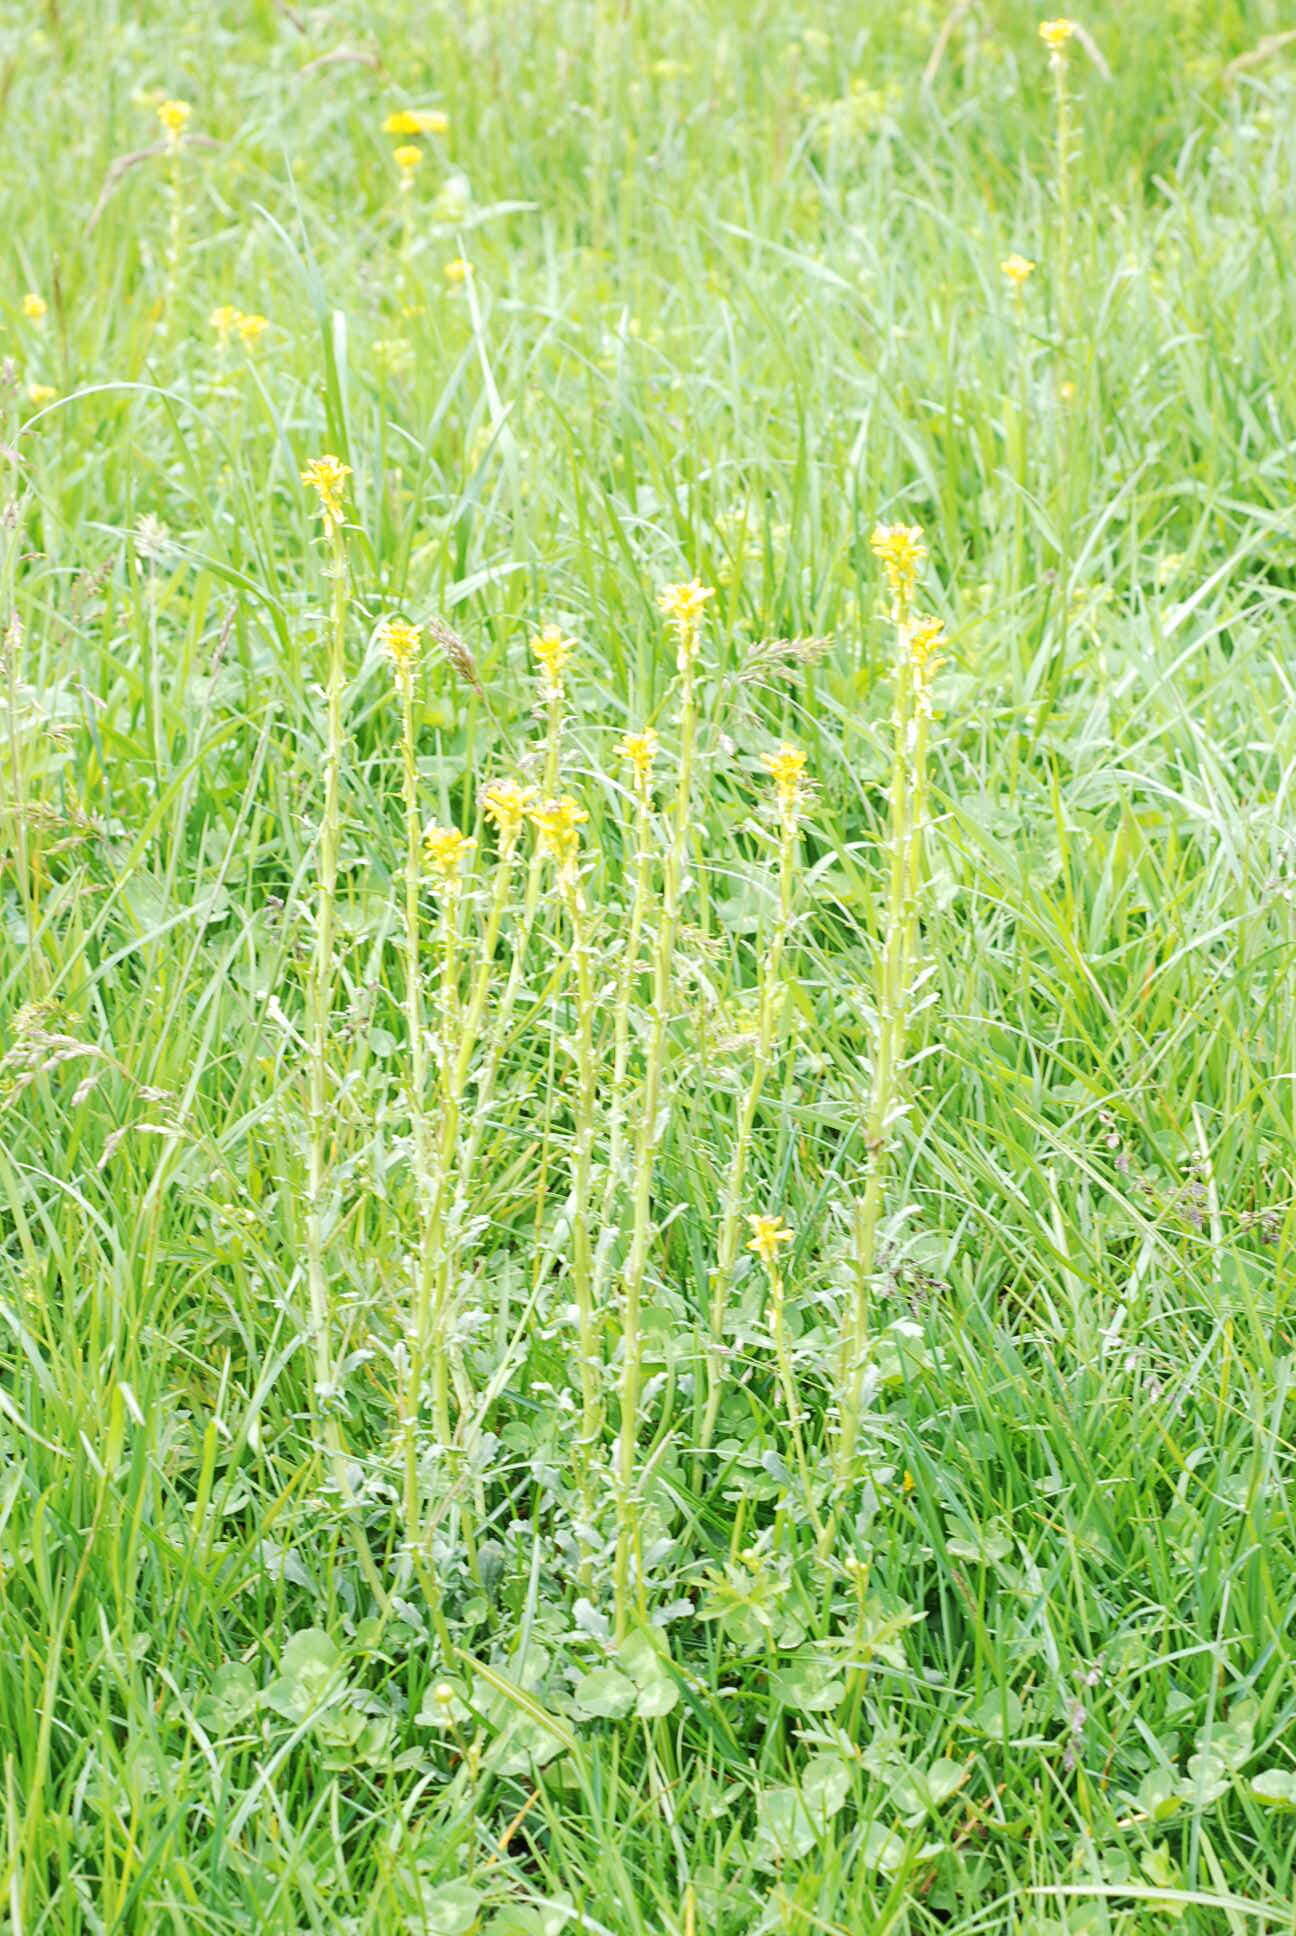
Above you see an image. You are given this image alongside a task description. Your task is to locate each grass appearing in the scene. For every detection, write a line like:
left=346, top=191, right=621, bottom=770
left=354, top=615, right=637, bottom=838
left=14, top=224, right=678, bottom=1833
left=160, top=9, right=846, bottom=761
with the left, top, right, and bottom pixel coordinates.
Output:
left=3, top=0, right=1296, bottom=1930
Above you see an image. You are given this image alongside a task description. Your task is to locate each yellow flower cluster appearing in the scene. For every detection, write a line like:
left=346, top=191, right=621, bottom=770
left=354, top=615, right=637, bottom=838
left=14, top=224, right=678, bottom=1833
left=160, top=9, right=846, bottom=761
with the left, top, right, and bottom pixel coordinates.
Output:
left=530, top=623, right=576, bottom=701
left=210, top=305, right=269, bottom=348
left=382, top=618, right=422, bottom=681
left=383, top=108, right=449, bottom=137
left=393, top=144, right=423, bottom=178
left=443, top=257, right=473, bottom=284
left=870, top=522, right=926, bottom=612
left=1000, top=253, right=1035, bottom=293
left=658, top=578, right=714, bottom=669
left=156, top=98, right=192, bottom=146
left=1039, top=17, right=1076, bottom=52
left=300, top=454, right=351, bottom=528
left=909, top=618, right=946, bottom=676
left=761, top=742, right=808, bottom=828
left=27, top=383, right=56, bottom=406
left=616, top=728, right=659, bottom=792
left=21, top=293, right=46, bottom=321
left=423, top=823, right=475, bottom=887
left=530, top=795, right=588, bottom=879
left=747, top=1214, right=794, bottom=1267
left=481, top=778, right=535, bottom=848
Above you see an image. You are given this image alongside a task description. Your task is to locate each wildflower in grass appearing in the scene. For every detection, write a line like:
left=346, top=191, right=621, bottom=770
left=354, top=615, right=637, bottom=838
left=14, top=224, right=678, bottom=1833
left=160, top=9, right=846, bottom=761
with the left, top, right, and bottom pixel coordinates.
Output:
left=300, top=453, right=351, bottom=529
left=747, top=1213, right=794, bottom=1265
left=530, top=623, right=576, bottom=702
left=210, top=304, right=241, bottom=342
left=394, top=143, right=423, bottom=178
left=383, top=108, right=448, bottom=137
left=657, top=578, right=714, bottom=669
left=21, top=293, right=46, bottom=322
left=870, top=523, right=926, bottom=616
left=381, top=617, right=422, bottom=686
left=443, top=256, right=473, bottom=284
left=481, top=777, right=534, bottom=853
left=616, top=728, right=659, bottom=794
left=156, top=97, right=191, bottom=147
left=838, top=516, right=942, bottom=1496
left=235, top=312, right=268, bottom=347
left=1039, top=17, right=1076, bottom=55
left=909, top=616, right=946, bottom=681
left=26, top=383, right=56, bottom=405
left=761, top=742, right=808, bottom=832
left=530, top=795, right=588, bottom=886
left=423, top=822, right=475, bottom=890
left=1000, top=253, right=1035, bottom=293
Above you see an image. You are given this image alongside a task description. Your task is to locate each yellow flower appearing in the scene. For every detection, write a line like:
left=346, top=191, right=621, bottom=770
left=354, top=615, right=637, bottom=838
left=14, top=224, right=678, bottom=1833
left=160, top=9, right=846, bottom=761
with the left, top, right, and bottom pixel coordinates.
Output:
left=300, top=453, right=351, bottom=527
left=870, top=522, right=926, bottom=610
left=21, top=293, right=47, bottom=321
left=481, top=777, right=535, bottom=847
left=210, top=303, right=242, bottom=341
left=657, top=578, right=715, bottom=670
left=909, top=618, right=946, bottom=688
left=657, top=579, right=714, bottom=632
left=443, top=256, right=473, bottom=284
left=761, top=742, right=808, bottom=824
left=1000, top=253, right=1035, bottom=292
left=157, top=98, right=192, bottom=145
left=393, top=143, right=423, bottom=175
left=616, top=728, right=659, bottom=790
left=747, top=1214, right=794, bottom=1267
left=423, top=823, right=475, bottom=886
left=530, top=795, right=588, bottom=877
left=1038, top=18, right=1076, bottom=52
left=26, top=383, right=56, bottom=405
left=381, top=618, right=422, bottom=680
left=530, top=623, right=576, bottom=700
left=383, top=108, right=448, bottom=137
left=235, top=312, right=269, bottom=346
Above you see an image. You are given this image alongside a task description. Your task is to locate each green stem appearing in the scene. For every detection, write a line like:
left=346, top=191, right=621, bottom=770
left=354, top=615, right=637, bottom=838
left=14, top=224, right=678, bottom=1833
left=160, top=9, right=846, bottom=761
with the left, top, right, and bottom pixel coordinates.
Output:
left=614, top=646, right=696, bottom=1640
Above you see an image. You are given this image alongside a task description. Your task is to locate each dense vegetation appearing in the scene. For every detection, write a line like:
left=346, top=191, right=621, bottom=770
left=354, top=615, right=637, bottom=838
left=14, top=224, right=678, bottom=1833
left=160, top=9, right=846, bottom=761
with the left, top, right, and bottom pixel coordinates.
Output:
left=2, top=2, right=1294, bottom=1929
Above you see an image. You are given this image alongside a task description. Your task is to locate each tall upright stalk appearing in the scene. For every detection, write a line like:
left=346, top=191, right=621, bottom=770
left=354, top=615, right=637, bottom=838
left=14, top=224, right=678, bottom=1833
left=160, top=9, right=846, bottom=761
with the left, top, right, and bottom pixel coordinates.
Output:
left=837, top=527, right=944, bottom=1490
left=613, top=580, right=712, bottom=1641
left=700, top=743, right=807, bottom=1454
left=299, top=454, right=388, bottom=1609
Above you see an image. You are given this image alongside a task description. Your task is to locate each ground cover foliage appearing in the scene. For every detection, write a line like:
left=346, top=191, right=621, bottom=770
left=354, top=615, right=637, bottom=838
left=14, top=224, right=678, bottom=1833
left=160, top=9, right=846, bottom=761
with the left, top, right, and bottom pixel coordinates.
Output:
left=2, top=1, right=1295, bottom=1930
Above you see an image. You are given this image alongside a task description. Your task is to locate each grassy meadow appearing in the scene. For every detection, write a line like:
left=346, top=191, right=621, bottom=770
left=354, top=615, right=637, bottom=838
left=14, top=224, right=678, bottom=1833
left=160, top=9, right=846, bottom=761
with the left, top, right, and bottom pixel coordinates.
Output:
left=4, top=0, right=1296, bottom=1929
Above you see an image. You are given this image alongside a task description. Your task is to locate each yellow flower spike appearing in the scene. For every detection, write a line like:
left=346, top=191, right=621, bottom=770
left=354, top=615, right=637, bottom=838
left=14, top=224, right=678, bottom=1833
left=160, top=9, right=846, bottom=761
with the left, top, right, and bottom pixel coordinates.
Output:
left=381, top=618, right=422, bottom=682
left=443, top=256, right=473, bottom=284
left=481, top=778, right=535, bottom=849
left=383, top=108, right=448, bottom=137
left=235, top=312, right=269, bottom=347
left=616, top=728, right=660, bottom=791
left=423, top=822, right=475, bottom=888
left=530, top=623, right=577, bottom=701
left=657, top=578, right=715, bottom=671
left=1039, top=17, right=1076, bottom=52
left=530, top=795, right=588, bottom=879
left=26, top=383, right=56, bottom=406
left=909, top=617, right=946, bottom=675
left=210, top=303, right=242, bottom=341
left=870, top=523, right=926, bottom=611
left=300, top=453, right=352, bottom=528
left=746, top=1214, right=795, bottom=1268
left=393, top=143, right=423, bottom=176
left=761, top=742, right=808, bottom=824
left=1000, top=253, right=1035, bottom=292
left=21, top=293, right=47, bottom=321
left=156, top=97, right=192, bottom=146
